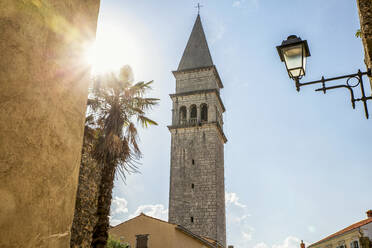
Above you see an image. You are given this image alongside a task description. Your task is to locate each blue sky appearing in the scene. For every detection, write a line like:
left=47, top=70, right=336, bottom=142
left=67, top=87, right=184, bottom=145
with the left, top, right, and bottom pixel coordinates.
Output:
left=92, top=1, right=372, bottom=248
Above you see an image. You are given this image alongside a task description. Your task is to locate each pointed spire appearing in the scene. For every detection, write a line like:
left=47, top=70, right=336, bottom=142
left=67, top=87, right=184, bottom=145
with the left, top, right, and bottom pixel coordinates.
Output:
left=177, top=14, right=214, bottom=71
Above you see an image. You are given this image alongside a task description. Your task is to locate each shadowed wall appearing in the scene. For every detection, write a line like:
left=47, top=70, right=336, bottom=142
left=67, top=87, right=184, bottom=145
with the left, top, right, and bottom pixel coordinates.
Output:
left=0, top=1, right=100, bottom=247
left=357, top=0, right=372, bottom=88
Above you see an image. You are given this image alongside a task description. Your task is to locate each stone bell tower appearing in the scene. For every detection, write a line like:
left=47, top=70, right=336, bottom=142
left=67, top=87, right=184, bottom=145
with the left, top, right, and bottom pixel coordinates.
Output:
left=168, top=14, right=227, bottom=246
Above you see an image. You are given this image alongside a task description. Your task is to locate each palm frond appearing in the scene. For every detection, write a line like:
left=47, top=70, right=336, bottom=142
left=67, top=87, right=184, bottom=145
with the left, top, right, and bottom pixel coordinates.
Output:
left=137, top=115, right=158, bottom=128
left=86, top=65, right=158, bottom=181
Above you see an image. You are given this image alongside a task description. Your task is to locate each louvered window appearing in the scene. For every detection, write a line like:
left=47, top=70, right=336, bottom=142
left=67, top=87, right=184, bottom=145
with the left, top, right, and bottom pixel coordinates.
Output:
left=351, top=241, right=359, bottom=248
left=179, top=106, right=187, bottom=125
left=190, top=105, right=197, bottom=124
left=201, top=104, right=208, bottom=122
left=136, top=234, right=149, bottom=248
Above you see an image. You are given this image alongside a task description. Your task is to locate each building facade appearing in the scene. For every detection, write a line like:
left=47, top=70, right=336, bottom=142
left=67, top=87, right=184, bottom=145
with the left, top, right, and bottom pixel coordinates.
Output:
left=109, top=214, right=221, bottom=248
left=168, top=14, right=227, bottom=247
left=307, top=210, right=372, bottom=248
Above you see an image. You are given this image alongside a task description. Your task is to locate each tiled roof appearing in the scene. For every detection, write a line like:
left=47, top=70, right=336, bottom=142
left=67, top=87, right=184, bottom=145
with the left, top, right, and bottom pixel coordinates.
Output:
left=110, top=212, right=175, bottom=229
left=309, top=218, right=372, bottom=247
left=176, top=225, right=220, bottom=248
left=138, top=213, right=175, bottom=226
left=110, top=213, right=219, bottom=248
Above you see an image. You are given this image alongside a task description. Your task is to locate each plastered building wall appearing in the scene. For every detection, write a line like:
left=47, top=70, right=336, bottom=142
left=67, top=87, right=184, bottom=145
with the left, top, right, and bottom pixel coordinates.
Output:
left=309, top=222, right=372, bottom=248
left=310, top=230, right=361, bottom=248
left=109, top=214, right=211, bottom=248
left=0, top=1, right=100, bottom=247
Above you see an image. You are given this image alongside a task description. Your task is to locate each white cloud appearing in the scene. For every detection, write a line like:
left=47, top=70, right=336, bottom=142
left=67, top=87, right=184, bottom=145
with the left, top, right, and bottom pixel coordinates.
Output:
left=255, top=243, right=270, bottom=248
left=233, top=0, right=245, bottom=7
left=111, top=196, right=129, bottom=215
left=308, top=225, right=316, bottom=233
left=229, top=213, right=251, bottom=224
left=226, top=192, right=247, bottom=208
left=242, top=226, right=255, bottom=241
left=211, top=24, right=226, bottom=44
left=273, top=236, right=301, bottom=248
left=109, top=216, right=122, bottom=227
left=254, top=237, right=301, bottom=248
left=232, top=0, right=259, bottom=9
left=129, top=204, right=168, bottom=221
left=254, top=236, right=301, bottom=248
left=236, top=214, right=251, bottom=222
left=226, top=191, right=254, bottom=247
left=253, top=236, right=301, bottom=248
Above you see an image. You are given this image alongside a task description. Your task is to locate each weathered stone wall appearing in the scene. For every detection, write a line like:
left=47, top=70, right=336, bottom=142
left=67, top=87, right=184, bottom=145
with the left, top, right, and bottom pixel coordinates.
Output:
left=70, top=148, right=103, bottom=248
left=175, top=68, right=220, bottom=94
left=168, top=125, right=226, bottom=246
left=0, top=1, right=100, bottom=247
left=216, top=136, right=226, bottom=246
left=171, top=93, right=224, bottom=126
left=357, top=0, right=372, bottom=88
left=169, top=64, right=226, bottom=246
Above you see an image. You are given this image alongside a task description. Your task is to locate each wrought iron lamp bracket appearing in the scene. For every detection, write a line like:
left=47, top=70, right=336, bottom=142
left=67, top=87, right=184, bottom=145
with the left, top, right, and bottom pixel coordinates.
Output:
left=294, top=69, right=372, bottom=119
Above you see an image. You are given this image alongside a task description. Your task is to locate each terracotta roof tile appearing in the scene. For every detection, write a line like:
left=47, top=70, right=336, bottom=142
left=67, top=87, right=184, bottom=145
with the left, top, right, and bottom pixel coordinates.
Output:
left=309, top=218, right=372, bottom=247
left=109, top=213, right=174, bottom=229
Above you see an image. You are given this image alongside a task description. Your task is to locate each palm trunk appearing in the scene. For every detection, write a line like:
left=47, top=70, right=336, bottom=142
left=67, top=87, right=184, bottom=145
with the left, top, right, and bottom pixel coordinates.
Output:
left=91, top=161, right=117, bottom=248
left=70, top=147, right=103, bottom=248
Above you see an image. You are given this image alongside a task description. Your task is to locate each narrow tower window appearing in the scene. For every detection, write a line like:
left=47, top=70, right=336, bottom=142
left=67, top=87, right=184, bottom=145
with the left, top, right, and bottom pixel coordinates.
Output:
left=179, top=106, right=187, bottom=125
left=201, top=104, right=208, bottom=122
left=190, top=104, right=197, bottom=124
left=191, top=217, right=194, bottom=223
left=192, top=159, right=195, bottom=165
left=191, top=183, right=194, bottom=189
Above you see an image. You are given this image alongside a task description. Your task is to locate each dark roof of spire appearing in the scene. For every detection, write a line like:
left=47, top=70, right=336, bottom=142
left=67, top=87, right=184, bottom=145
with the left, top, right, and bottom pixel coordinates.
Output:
left=177, top=14, right=214, bottom=71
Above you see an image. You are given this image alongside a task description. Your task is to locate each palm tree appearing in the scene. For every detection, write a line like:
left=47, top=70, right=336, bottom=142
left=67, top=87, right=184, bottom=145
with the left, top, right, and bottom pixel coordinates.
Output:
left=70, top=114, right=103, bottom=248
left=89, top=66, right=158, bottom=248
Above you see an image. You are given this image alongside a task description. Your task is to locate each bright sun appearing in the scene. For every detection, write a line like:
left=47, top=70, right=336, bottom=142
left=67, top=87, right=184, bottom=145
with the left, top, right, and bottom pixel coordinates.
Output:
left=84, top=25, right=141, bottom=76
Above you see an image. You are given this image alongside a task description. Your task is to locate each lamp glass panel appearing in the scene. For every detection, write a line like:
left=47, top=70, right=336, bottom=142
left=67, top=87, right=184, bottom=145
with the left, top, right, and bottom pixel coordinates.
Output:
left=302, top=47, right=307, bottom=75
left=282, top=44, right=304, bottom=78
left=288, top=68, right=302, bottom=78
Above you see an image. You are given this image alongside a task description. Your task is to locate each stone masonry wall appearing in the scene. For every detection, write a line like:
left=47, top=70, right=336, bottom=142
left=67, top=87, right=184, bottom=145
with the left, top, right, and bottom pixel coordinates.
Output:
left=170, top=40, right=226, bottom=246
left=0, top=1, right=100, bottom=247
left=175, top=68, right=220, bottom=94
left=216, top=136, right=226, bottom=246
left=171, top=93, right=224, bottom=127
left=169, top=125, right=226, bottom=245
left=357, top=0, right=372, bottom=88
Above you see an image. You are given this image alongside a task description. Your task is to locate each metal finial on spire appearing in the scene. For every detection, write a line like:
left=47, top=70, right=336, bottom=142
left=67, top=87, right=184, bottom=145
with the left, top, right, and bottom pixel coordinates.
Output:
left=195, top=3, right=203, bottom=14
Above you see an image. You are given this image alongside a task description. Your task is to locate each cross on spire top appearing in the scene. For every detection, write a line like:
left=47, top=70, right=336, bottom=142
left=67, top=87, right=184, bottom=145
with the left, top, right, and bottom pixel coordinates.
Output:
left=195, top=3, right=203, bottom=14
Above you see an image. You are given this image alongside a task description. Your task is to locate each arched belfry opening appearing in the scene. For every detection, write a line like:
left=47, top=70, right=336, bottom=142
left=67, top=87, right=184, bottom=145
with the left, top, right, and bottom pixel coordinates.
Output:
left=179, top=106, right=187, bottom=125
left=190, top=105, right=197, bottom=124
left=201, top=104, right=208, bottom=122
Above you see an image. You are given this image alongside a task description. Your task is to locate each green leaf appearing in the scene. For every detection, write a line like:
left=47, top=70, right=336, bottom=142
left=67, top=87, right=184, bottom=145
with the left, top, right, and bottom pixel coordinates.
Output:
left=138, top=115, right=158, bottom=128
left=356, top=29, right=361, bottom=38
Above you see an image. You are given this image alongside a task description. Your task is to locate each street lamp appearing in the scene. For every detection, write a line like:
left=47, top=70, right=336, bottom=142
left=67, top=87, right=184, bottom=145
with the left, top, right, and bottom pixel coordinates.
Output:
left=277, top=35, right=372, bottom=119
left=277, top=35, right=310, bottom=80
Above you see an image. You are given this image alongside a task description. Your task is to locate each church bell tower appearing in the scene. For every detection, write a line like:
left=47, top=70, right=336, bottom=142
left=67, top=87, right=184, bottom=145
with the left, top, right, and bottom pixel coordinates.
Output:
left=168, top=14, right=227, bottom=246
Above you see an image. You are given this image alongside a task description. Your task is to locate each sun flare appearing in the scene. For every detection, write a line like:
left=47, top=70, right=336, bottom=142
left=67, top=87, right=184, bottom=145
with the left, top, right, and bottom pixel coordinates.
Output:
left=84, top=25, right=141, bottom=76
